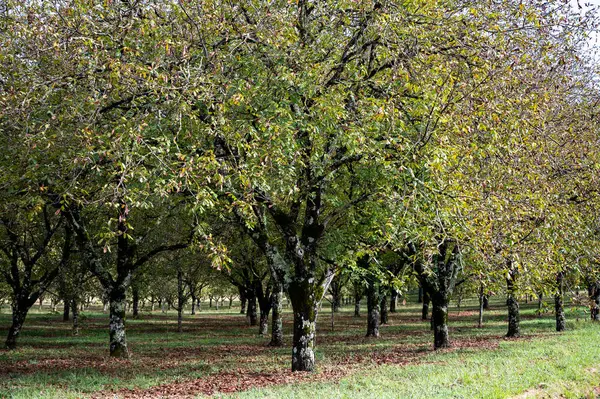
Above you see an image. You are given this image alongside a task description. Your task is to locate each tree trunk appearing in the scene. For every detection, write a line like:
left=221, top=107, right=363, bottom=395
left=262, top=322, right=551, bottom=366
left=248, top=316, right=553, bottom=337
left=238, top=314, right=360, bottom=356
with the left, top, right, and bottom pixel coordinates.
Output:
left=240, top=297, right=247, bottom=314
left=109, top=288, right=129, bottom=358
left=589, top=282, right=600, bottom=321
left=288, top=279, right=317, bottom=372
left=332, top=292, right=340, bottom=312
left=132, top=285, right=140, bottom=318
left=190, top=294, right=196, bottom=315
left=63, top=300, right=70, bottom=322
left=478, top=286, right=484, bottom=328
left=390, top=289, right=398, bottom=313
left=246, top=294, right=258, bottom=326
left=5, top=301, right=28, bottom=350
left=259, top=310, right=269, bottom=335
left=354, top=296, right=361, bottom=317
left=269, top=288, right=284, bottom=347
left=431, top=292, right=450, bottom=349
left=483, top=295, right=489, bottom=310
left=71, top=299, right=80, bottom=336
left=422, top=289, right=431, bottom=321
left=177, top=269, right=184, bottom=333
left=418, top=286, right=423, bottom=303
left=380, top=292, right=388, bottom=325
left=209, top=297, right=212, bottom=308
left=197, top=298, right=201, bottom=312
left=555, top=272, right=566, bottom=332
left=506, top=276, right=520, bottom=338
left=366, top=279, right=380, bottom=337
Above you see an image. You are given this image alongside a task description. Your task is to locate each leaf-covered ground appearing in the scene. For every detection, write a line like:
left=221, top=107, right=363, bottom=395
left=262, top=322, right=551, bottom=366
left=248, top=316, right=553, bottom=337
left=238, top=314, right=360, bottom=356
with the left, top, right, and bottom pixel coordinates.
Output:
left=1, top=298, right=598, bottom=398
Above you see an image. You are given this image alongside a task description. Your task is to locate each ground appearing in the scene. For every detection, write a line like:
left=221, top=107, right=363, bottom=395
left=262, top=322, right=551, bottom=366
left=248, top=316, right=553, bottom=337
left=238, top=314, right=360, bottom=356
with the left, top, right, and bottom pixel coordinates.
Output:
left=1, top=297, right=599, bottom=398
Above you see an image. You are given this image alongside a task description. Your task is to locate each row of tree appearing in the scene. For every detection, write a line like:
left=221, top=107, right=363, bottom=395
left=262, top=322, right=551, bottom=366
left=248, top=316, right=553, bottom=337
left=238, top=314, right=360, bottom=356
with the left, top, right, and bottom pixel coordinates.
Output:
left=1, top=0, right=599, bottom=371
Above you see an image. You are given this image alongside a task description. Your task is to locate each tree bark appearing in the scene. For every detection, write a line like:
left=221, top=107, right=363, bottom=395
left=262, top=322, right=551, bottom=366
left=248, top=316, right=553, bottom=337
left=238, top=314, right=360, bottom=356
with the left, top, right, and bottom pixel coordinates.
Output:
left=390, top=289, right=398, bottom=313
left=109, top=287, right=129, bottom=358
left=259, top=310, right=269, bottom=335
left=589, top=282, right=600, bottom=321
left=289, top=279, right=318, bottom=372
left=483, top=295, right=489, bottom=310
left=71, top=299, right=80, bottom=336
left=353, top=281, right=362, bottom=317
left=177, top=269, right=184, bottom=333
left=506, top=272, right=520, bottom=338
left=5, top=301, right=28, bottom=350
left=239, top=290, right=247, bottom=315
left=246, top=294, right=258, bottom=326
left=63, top=300, right=70, bottom=322
left=555, top=272, right=565, bottom=332
left=478, top=285, right=484, bottom=328
left=190, top=294, right=196, bottom=315
left=422, top=289, right=431, bottom=321
left=380, top=292, right=388, bottom=325
left=418, top=286, right=423, bottom=303
left=132, top=285, right=140, bottom=318
left=431, top=292, right=449, bottom=349
left=366, top=279, right=380, bottom=337
left=269, top=288, right=284, bottom=346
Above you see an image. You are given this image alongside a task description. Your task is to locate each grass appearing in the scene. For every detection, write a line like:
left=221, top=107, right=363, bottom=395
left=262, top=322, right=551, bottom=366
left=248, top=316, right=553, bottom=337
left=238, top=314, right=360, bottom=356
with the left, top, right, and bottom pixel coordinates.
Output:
left=1, top=298, right=599, bottom=398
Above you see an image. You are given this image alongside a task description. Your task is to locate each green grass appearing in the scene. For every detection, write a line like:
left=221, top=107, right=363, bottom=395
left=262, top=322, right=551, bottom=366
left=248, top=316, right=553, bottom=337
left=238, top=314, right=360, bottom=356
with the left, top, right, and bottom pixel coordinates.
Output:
left=1, top=298, right=599, bottom=398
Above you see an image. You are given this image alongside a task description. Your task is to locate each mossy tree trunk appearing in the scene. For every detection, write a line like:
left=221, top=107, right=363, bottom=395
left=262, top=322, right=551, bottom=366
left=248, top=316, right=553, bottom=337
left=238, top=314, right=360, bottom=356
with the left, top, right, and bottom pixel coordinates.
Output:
left=109, top=285, right=129, bottom=358
left=288, top=277, right=319, bottom=372
left=269, top=286, right=284, bottom=346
